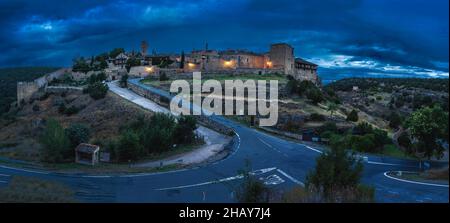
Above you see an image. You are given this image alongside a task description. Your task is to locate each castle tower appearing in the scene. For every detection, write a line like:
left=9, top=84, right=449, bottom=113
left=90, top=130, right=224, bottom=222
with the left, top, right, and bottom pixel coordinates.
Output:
left=269, top=43, right=295, bottom=74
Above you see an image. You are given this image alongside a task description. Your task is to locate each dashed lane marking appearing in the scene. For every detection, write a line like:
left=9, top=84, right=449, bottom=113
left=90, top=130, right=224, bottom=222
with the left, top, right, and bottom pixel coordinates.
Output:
left=258, top=138, right=289, bottom=158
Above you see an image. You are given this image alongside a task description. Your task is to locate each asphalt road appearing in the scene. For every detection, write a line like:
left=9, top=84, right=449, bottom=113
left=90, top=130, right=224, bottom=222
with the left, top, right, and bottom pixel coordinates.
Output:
left=0, top=79, right=448, bottom=203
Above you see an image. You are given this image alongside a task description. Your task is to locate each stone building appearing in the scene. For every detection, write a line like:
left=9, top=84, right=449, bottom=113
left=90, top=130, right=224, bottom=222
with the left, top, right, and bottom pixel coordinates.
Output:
left=183, top=43, right=319, bottom=84
left=293, top=58, right=319, bottom=83
left=269, top=43, right=295, bottom=74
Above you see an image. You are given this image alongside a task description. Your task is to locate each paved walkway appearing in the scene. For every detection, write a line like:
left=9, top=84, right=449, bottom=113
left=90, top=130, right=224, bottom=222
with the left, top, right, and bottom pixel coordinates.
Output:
left=107, top=81, right=232, bottom=167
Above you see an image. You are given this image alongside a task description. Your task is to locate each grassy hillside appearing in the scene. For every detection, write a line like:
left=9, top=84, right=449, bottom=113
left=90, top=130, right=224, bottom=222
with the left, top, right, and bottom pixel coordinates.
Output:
left=0, top=67, right=59, bottom=114
left=326, top=77, right=449, bottom=93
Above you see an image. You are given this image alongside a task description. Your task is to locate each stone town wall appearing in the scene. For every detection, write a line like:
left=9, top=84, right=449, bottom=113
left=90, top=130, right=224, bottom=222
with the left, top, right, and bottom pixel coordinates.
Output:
left=127, top=80, right=234, bottom=136
left=17, top=68, right=69, bottom=105
left=292, top=68, right=320, bottom=85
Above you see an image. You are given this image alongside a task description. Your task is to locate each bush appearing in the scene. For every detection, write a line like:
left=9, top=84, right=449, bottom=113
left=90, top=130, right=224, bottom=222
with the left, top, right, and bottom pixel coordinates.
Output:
left=305, top=144, right=369, bottom=202
left=320, top=131, right=335, bottom=139
left=65, top=124, right=91, bottom=149
left=319, top=122, right=338, bottom=134
left=117, top=130, right=143, bottom=162
left=86, top=82, right=108, bottom=100
left=397, top=132, right=412, bottom=149
left=306, top=87, right=323, bottom=104
left=120, top=74, right=128, bottom=88
left=235, top=162, right=270, bottom=203
left=388, top=112, right=402, bottom=129
left=346, top=109, right=358, bottom=122
left=63, top=106, right=80, bottom=116
left=40, top=119, right=71, bottom=163
left=174, top=115, right=198, bottom=144
left=309, top=113, right=326, bottom=122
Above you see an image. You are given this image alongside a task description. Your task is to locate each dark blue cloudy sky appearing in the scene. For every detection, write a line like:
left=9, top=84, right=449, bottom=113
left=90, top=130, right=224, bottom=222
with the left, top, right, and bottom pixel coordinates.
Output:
left=0, top=0, right=448, bottom=80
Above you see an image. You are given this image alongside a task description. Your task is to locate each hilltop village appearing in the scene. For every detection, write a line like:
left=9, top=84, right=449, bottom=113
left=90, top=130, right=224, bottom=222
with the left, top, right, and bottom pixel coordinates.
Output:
left=5, top=40, right=448, bottom=171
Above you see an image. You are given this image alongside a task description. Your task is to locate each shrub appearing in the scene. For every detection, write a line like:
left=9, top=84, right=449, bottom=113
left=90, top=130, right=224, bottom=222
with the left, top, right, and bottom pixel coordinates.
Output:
left=346, top=109, right=358, bottom=122
left=309, top=113, right=326, bottom=122
left=65, top=124, right=91, bottom=149
left=117, top=130, right=143, bottom=162
left=174, top=115, right=198, bottom=144
left=235, top=162, right=270, bottom=203
left=305, top=145, right=369, bottom=202
left=320, top=131, right=335, bottom=139
left=319, top=122, right=338, bottom=134
left=120, top=74, right=128, bottom=88
left=86, top=82, right=108, bottom=100
left=63, top=106, right=80, bottom=116
left=397, top=132, right=412, bottom=149
left=40, top=119, right=71, bottom=163
left=306, top=88, right=323, bottom=104
left=388, top=112, right=402, bottom=129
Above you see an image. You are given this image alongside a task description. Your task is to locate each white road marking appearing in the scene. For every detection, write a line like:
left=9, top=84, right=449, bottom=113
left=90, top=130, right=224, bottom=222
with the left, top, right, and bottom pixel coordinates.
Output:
left=258, top=138, right=289, bottom=157
left=0, top=180, right=7, bottom=183
left=260, top=174, right=285, bottom=185
left=0, top=173, right=10, bottom=177
left=81, top=175, right=112, bottom=178
left=368, top=161, right=401, bottom=166
left=383, top=172, right=449, bottom=188
left=0, top=165, right=48, bottom=175
left=155, top=167, right=277, bottom=191
left=276, top=169, right=305, bottom=186
left=304, top=145, right=323, bottom=154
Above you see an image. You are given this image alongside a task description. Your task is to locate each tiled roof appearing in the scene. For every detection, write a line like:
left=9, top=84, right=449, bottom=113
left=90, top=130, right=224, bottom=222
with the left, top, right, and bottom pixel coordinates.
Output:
left=295, top=58, right=318, bottom=67
left=75, top=143, right=99, bottom=154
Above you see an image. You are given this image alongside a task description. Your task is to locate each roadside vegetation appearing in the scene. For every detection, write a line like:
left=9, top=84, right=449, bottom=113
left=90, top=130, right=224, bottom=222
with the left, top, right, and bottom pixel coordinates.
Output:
left=236, top=141, right=374, bottom=203
left=0, top=176, right=76, bottom=203
left=101, top=114, right=200, bottom=162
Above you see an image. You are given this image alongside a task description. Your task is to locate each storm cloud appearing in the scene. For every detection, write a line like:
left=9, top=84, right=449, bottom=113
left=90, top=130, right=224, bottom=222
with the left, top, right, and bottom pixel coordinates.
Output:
left=0, top=0, right=448, bottom=78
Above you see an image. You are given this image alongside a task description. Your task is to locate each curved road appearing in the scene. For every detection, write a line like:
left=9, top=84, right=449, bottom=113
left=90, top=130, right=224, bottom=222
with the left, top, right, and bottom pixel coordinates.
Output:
left=0, top=79, right=448, bottom=203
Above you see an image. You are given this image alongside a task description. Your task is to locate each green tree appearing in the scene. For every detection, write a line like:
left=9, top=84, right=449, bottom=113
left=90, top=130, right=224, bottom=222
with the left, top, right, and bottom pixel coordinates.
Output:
left=109, top=48, right=125, bottom=58
left=388, top=112, right=402, bottom=129
left=346, top=109, right=359, bottom=122
left=326, top=102, right=338, bottom=117
left=40, top=119, right=71, bottom=163
left=180, top=51, right=185, bottom=69
left=117, top=130, right=143, bottom=162
left=72, top=57, right=91, bottom=73
left=306, top=88, right=323, bottom=104
left=174, top=115, right=198, bottom=144
left=305, top=141, right=372, bottom=202
left=405, top=105, right=449, bottom=159
left=65, top=124, right=91, bottom=149
left=126, top=57, right=141, bottom=72
left=120, top=74, right=129, bottom=88
left=235, top=161, right=270, bottom=203
left=86, top=82, right=109, bottom=100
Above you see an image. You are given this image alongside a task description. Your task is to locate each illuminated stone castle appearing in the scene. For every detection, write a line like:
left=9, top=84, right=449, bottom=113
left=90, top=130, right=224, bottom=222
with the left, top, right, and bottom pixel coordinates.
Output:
left=183, top=43, right=319, bottom=84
